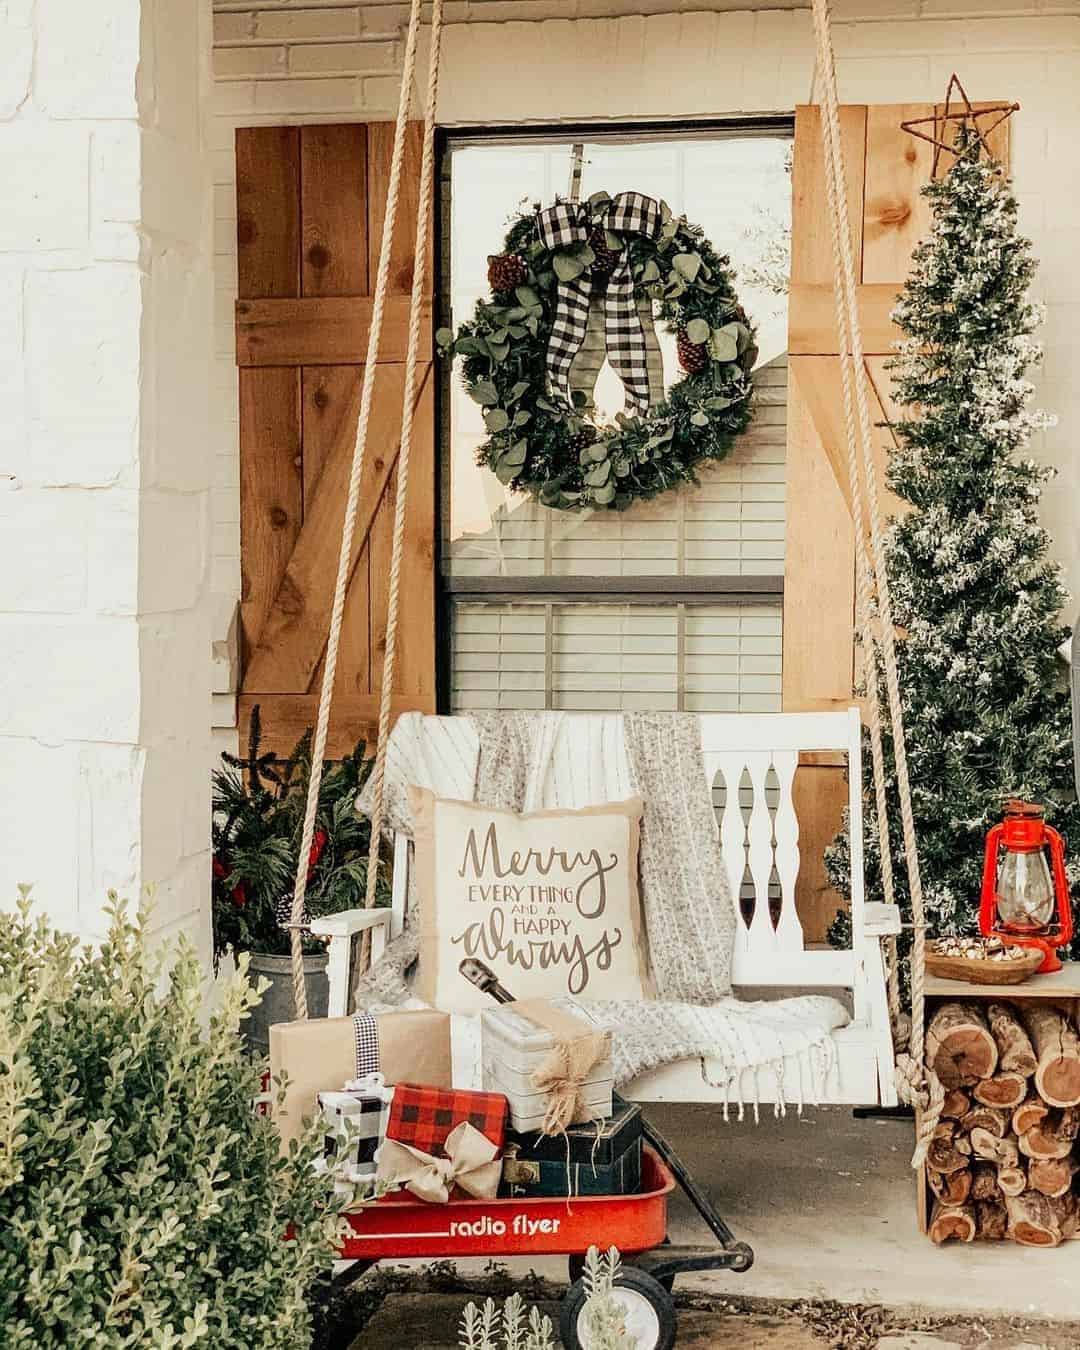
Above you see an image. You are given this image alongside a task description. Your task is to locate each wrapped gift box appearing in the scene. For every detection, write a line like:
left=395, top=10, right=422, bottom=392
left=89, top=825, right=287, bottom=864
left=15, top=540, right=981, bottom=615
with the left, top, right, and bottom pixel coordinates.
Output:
left=318, top=1073, right=393, bottom=1179
left=501, top=1096, right=643, bottom=1199
left=383, top=1083, right=508, bottom=1155
left=269, top=1009, right=452, bottom=1148
left=481, top=998, right=613, bottom=1134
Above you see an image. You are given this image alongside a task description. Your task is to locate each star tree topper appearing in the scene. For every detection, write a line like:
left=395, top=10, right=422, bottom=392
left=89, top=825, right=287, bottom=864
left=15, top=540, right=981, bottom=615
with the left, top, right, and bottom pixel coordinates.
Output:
left=900, top=73, right=1019, bottom=175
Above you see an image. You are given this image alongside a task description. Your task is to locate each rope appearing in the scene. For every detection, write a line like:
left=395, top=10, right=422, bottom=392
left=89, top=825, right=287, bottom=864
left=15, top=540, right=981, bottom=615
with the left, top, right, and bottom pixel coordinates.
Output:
left=811, top=62, right=902, bottom=1033
left=287, top=0, right=427, bottom=1020
left=809, top=0, right=940, bottom=1162
left=359, top=0, right=446, bottom=976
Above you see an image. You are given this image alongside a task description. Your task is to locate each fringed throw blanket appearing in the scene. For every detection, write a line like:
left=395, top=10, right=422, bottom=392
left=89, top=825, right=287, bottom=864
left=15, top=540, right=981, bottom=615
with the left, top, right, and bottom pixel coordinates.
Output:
left=355, top=711, right=849, bottom=1112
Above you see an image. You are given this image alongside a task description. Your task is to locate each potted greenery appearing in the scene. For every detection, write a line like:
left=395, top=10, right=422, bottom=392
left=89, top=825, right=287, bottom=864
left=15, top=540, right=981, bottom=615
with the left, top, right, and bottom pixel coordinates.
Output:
left=212, top=706, right=388, bottom=1051
left=0, top=891, right=341, bottom=1345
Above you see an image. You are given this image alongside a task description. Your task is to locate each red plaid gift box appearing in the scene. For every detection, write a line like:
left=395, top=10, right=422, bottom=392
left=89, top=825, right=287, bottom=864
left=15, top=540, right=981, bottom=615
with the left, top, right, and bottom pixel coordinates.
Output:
left=385, top=1083, right=508, bottom=1155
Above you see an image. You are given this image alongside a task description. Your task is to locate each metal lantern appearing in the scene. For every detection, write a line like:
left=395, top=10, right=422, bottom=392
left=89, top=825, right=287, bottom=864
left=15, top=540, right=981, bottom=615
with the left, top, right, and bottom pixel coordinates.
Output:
left=979, top=799, right=1072, bottom=974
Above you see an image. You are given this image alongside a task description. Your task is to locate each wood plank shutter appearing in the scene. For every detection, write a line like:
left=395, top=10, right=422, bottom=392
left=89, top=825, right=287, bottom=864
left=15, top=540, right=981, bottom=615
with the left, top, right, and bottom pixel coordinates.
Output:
left=784, top=102, right=1011, bottom=935
left=235, top=123, right=435, bottom=759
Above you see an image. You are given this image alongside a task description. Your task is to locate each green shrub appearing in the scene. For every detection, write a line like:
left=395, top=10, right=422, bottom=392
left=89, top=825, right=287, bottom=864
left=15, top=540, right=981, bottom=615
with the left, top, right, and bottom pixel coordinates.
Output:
left=0, top=891, right=341, bottom=1348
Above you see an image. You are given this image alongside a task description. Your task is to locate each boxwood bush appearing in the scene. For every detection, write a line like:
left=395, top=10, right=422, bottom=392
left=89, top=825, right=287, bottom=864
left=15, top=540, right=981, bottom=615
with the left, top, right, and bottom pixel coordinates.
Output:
left=0, top=890, right=341, bottom=1348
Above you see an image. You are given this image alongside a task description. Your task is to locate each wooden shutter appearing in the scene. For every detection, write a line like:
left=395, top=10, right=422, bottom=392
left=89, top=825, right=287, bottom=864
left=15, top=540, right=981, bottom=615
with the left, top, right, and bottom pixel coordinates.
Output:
left=783, top=103, right=1011, bottom=936
left=235, top=123, right=435, bottom=759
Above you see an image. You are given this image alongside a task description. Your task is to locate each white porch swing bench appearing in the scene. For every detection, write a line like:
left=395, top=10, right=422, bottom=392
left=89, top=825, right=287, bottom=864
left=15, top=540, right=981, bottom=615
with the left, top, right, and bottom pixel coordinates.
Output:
left=313, top=707, right=901, bottom=1110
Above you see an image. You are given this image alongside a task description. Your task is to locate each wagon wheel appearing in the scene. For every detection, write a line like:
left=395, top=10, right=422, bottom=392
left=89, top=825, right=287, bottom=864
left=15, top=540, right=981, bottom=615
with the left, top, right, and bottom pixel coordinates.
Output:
left=560, top=1267, right=676, bottom=1350
left=568, top=1242, right=674, bottom=1294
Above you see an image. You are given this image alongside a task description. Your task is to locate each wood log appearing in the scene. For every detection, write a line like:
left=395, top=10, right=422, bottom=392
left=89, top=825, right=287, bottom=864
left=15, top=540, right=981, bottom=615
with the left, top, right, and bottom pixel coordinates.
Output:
left=1018, top=1123, right=1073, bottom=1161
left=960, top=1105, right=1011, bottom=1138
left=972, top=1072, right=1028, bottom=1108
left=1006, top=1191, right=1078, bottom=1247
left=926, top=1003, right=998, bottom=1088
left=929, top=1201, right=977, bottom=1244
left=970, top=1162, right=1002, bottom=1203
left=928, top=1165, right=972, bottom=1206
left=927, top=1135, right=969, bottom=1175
left=986, top=1002, right=1038, bottom=1076
left=1022, top=1005, right=1080, bottom=1107
left=1050, top=1106, right=1080, bottom=1141
left=1012, top=1093, right=1050, bottom=1136
left=969, top=1126, right=1020, bottom=1168
left=997, top=1164, right=1028, bottom=1197
left=1028, top=1156, right=1079, bottom=1199
left=942, top=1088, right=972, bottom=1121
left=974, top=1199, right=1008, bottom=1241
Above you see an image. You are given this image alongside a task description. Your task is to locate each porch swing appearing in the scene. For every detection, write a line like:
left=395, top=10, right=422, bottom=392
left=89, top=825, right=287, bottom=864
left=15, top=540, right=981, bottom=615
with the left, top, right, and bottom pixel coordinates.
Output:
left=281, top=0, right=945, bottom=1161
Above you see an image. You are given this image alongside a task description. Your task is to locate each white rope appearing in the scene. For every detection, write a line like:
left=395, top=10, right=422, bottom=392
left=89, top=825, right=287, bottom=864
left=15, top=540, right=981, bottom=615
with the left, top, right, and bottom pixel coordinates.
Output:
left=287, top=0, right=428, bottom=1020
left=808, top=0, right=938, bottom=1164
left=359, top=0, right=446, bottom=975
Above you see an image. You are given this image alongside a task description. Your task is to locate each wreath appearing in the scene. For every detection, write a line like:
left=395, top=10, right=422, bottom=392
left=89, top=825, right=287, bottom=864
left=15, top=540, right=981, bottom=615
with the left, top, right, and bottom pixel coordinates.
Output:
left=438, top=190, right=758, bottom=512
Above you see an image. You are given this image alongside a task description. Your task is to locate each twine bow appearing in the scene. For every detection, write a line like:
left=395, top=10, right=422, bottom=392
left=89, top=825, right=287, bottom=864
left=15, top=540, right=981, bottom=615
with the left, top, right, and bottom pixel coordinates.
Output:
left=536, top=191, right=663, bottom=416
left=531, top=1033, right=608, bottom=1135
left=375, top=1120, right=502, bottom=1204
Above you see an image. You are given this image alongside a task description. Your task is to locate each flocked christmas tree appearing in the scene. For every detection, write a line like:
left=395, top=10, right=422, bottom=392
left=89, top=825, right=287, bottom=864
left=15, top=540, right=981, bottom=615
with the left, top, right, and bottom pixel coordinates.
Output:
left=827, top=128, right=1078, bottom=947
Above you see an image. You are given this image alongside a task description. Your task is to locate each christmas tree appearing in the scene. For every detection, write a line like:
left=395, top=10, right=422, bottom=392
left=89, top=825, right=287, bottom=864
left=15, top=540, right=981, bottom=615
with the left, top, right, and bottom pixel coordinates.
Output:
left=827, top=129, right=1078, bottom=945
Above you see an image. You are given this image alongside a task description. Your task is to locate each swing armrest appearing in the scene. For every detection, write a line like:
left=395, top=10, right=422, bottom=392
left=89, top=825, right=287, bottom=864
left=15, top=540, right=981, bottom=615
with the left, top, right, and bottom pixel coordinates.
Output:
left=309, top=908, right=393, bottom=939
left=310, top=909, right=394, bottom=1018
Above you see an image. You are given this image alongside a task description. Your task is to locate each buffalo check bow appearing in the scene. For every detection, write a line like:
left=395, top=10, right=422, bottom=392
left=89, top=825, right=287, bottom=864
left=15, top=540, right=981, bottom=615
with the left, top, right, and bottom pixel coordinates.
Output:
left=536, top=192, right=662, bottom=417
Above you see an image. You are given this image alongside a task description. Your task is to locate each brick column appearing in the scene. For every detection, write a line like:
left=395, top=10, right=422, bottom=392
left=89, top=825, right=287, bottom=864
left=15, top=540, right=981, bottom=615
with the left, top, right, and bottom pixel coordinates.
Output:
left=0, top=0, right=214, bottom=956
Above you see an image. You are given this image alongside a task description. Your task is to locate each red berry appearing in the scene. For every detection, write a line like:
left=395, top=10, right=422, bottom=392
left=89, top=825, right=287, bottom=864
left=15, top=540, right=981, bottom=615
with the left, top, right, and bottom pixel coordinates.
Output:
left=487, top=252, right=528, bottom=294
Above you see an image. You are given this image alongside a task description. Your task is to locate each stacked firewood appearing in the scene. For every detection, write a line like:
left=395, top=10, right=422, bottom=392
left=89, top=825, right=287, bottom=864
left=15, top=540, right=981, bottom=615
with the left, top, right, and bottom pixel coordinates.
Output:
left=926, top=1001, right=1080, bottom=1246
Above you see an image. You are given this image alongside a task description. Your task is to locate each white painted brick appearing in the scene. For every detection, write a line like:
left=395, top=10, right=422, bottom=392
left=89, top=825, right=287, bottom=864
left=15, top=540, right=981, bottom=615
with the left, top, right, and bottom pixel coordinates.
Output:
left=76, top=743, right=143, bottom=922
left=140, top=493, right=209, bottom=613
left=255, top=6, right=361, bottom=39
left=214, top=10, right=255, bottom=41
left=360, top=2, right=410, bottom=36
left=24, top=267, right=142, bottom=490
left=360, top=74, right=405, bottom=114
left=36, top=0, right=140, bottom=119
left=0, top=742, right=81, bottom=925
left=0, top=268, right=24, bottom=471
left=211, top=81, right=257, bottom=114
left=0, top=490, right=87, bottom=612
left=0, top=0, right=33, bottom=119
left=93, top=222, right=144, bottom=265
left=0, top=616, right=140, bottom=742
left=0, top=126, right=90, bottom=253
left=87, top=490, right=139, bottom=616
left=252, top=75, right=360, bottom=111
left=214, top=43, right=287, bottom=77
left=287, top=38, right=396, bottom=74
left=93, top=125, right=142, bottom=226
left=211, top=554, right=242, bottom=595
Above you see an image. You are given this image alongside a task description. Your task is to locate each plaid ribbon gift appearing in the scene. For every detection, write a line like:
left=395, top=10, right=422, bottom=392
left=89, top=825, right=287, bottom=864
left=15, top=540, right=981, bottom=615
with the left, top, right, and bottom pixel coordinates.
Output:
left=536, top=191, right=663, bottom=417
left=383, top=1083, right=508, bottom=1156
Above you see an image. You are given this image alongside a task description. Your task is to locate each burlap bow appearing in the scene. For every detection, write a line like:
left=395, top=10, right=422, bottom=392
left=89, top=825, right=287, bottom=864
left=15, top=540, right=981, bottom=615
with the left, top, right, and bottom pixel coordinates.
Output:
left=514, top=999, right=610, bottom=1137
left=375, top=1120, right=502, bottom=1204
left=536, top=192, right=663, bottom=417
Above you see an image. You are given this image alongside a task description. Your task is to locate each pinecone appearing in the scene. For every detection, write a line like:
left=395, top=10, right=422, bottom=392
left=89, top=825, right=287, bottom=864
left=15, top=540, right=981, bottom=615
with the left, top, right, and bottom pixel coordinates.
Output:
left=487, top=252, right=528, bottom=294
left=677, top=327, right=709, bottom=374
left=588, top=227, right=621, bottom=280
left=569, top=426, right=598, bottom=454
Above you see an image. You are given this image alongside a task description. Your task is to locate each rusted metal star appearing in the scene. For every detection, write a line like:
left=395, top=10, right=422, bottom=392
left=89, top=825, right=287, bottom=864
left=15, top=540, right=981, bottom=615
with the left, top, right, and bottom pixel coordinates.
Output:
left=900, top=73, right=1019, bottom=176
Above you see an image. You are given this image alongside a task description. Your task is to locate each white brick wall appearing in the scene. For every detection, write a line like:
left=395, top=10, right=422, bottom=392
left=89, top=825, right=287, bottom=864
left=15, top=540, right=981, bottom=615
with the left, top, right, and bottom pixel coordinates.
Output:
left=1, top=0, right=215, bottom=952
left=207, top=0, right=1080, bottom=712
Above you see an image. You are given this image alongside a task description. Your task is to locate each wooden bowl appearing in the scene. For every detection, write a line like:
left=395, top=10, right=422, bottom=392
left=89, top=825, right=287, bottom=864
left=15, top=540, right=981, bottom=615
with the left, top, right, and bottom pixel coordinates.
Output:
left=925, top=946, right=1045, bottom=986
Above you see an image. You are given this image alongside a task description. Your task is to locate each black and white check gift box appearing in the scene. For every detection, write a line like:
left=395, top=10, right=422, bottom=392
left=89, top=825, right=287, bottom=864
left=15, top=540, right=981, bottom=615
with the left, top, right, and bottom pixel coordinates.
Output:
left=318, top=1071, right=394, bottom=1182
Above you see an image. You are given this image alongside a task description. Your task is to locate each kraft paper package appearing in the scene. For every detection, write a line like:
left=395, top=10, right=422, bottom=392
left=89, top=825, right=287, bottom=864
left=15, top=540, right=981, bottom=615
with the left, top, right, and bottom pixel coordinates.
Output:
left=269, top=1008, right=452, bottom=1149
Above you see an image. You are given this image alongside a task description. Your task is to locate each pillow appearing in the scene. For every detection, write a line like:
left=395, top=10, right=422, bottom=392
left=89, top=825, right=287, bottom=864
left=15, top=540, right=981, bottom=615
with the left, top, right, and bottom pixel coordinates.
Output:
left=408, top=788, right=654, bottom=1012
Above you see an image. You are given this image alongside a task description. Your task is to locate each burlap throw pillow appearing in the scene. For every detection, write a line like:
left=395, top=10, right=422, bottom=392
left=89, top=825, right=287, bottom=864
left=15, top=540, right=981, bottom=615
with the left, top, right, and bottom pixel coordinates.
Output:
left=409, top=787, right=654, bottom=1012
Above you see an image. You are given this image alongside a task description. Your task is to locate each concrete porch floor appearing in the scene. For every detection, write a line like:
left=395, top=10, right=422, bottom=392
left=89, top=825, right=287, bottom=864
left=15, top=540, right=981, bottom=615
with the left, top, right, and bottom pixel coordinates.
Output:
left=386, top=1104, right=1080, bottom=1322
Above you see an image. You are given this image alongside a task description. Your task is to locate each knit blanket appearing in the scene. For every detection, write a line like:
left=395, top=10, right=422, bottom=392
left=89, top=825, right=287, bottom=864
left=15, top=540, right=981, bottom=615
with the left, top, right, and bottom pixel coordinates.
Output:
left=354, top=711, right=849, bottom=1111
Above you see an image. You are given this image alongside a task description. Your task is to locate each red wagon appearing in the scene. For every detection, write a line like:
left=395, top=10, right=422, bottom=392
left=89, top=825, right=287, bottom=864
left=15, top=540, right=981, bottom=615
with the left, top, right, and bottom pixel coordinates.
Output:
left=334, top=1123, right=754, bottom=1350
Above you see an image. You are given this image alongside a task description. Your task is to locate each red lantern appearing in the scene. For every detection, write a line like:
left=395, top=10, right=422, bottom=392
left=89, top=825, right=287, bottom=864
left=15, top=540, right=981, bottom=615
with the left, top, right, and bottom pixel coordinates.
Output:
left=979, top=800, right=1072, bottom=974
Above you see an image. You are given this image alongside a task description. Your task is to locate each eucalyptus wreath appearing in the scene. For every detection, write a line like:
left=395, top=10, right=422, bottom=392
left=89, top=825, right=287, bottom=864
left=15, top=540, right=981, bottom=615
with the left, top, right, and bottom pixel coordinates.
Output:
left=439, top=191, right=758, bottom=512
